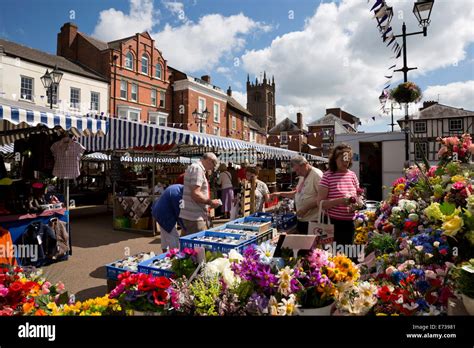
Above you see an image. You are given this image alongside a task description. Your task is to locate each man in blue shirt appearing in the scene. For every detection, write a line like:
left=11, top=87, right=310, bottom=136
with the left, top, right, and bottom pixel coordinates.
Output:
left=152, top=184, right=184, bottom=250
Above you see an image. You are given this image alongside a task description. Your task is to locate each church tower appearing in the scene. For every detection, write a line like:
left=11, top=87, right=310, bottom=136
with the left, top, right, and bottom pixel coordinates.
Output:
left=246, top=71, right=276, bottom=132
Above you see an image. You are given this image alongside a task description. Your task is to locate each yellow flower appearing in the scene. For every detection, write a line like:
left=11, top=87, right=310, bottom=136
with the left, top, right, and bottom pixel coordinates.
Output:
left=442, top=215, right=464, bottom=237
left=451, top=175, right=465, bottom=183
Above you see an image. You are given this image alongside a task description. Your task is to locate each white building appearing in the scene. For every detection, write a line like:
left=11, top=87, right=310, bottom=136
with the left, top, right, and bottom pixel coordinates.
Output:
left=398, top=101, right=474, bottom=165
left=335, top=132, right=406, bottom=200
left=0, top=38, right=108, bottom=115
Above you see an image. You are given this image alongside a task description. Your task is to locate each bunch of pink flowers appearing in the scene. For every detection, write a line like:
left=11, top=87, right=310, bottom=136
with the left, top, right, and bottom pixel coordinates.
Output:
left=437, top=134, right=474, bottom=163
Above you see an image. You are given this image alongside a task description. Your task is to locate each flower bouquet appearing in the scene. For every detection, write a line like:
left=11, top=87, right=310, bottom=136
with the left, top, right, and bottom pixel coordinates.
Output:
left=0, top=266, right=71, bottom=316
left=167, top=248, right=200, bottom=278
left=109, top=272, right=174, bottom=315
left=335, top=281, right=378, bottom=315
left=437, top=134, right=474, bottom=165
left=390, top=82, right=422, bottom=104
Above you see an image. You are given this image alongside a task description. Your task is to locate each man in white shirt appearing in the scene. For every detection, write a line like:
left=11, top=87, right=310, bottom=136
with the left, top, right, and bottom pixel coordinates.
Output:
left=179, top=153, right=221, bottom=235
left=272, top=155, right=323, bottom=234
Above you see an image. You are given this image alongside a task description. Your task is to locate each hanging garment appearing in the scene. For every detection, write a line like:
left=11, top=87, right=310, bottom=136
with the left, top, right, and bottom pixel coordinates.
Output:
left=0, top=227, right=17, bottom=266
left=49, top=218, right=69, bottom=258
left=50, top=137, right=85, bottom=179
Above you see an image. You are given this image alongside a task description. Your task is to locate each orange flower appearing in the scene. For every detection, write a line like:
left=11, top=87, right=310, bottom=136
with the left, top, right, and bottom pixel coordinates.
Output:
left=22, top=301, right=35, bottom=314
left=34, top=309, right=47, bottom=316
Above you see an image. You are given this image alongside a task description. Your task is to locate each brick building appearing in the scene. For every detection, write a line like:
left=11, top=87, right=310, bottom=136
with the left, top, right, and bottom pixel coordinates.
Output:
left=169, top=67, right=266, bottom=143
left=307, top=108, right=359, bottom=157
left=56, top=22, right=171, bottom=124
left=267, top=112, right=307, bottom=152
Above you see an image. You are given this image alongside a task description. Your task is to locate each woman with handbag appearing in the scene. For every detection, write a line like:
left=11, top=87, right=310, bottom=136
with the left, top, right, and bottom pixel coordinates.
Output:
left=318, top=144, right=360, bottom=246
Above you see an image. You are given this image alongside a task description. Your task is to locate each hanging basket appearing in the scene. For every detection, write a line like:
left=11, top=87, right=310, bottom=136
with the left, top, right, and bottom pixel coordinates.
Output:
left=390, top=82, right=422, bottom=104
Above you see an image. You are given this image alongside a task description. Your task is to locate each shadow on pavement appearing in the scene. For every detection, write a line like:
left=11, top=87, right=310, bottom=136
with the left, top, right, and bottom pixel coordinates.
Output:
left=74, top=285, right=108, bottom=301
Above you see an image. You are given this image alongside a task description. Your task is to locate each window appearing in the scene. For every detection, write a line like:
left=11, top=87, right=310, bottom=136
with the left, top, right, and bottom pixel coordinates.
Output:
left=131, top=83, right=138, bottom=102
left=415, top=142, right=428, bottom=161
left=90, top=92, right=100, bottom=111
left=46, top=84, right=58, bottom=105
left=159, top=91, right=166, bottom=108
left=199, top=122, right=206, bottom=134
left=414, top=121, right=427, bottom=133
left=118, top=106, right=141, bottom=121
left=322, top=127, right=332, bottom=140
left=141, top=54, right=149, bottom=74
left=129, top=111, right=139, bottom=122
left=213, top=127, right=220, bottom=136
left=249, top=131, right=256, bottom=142
left=70, top=88, right=81, bottom=109
left=155, top=64, right=162, bottom=79
left=120, top=81, right=128, bottom=99
left=198, top=97, right=206, bottom=113
left=244, top=117, right=248, bottom=127
left=232, top=116, right=237, bottom=130
left=158, top=115, right=167, bottom=126
left=280, top=131, right=288, bottom=144
left=449, top=118, right=463, bottom=132
left=213, top=103, right=220, bottom=123
left=151, top=89, right=157, bottom=107
left=322, top=143, right=331, bottom=156
left=20, top=76, right=33, bottom=101
left=125, top=51, right=134, bottom=70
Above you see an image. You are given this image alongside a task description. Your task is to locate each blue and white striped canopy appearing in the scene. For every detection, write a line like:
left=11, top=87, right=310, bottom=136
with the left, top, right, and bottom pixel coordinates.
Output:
left=82, top=152, right=192, bottom=164
left=0, top=103, right=108, bottom=136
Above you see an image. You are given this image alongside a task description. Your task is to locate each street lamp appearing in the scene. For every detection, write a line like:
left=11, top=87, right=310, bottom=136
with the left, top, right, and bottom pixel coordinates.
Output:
left=192, top=107, right=210, bottom=133
left=393, top=0, right=434, bottom=162
left=41, top=65, right=63, bottom=109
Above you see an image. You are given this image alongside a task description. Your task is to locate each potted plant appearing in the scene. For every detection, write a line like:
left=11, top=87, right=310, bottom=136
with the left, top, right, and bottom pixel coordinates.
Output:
left=453, top=259, right=474, bottom=315
left=390, top=82, right=422, bottom=104
left=295, top=249, right=360, bottom=315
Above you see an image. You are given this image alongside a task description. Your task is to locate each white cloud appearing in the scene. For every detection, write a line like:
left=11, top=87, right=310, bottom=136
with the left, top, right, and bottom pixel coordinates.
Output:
left=423, top=80, right=474, bottom=110
left=154, top=13, right=269, bottom=72
left=162, top=1, right=190, bottom=23
left=92, top=0, right=157, bottom=41
left=231, top=90, right=247, bottom=107
left=216, top=66, right=231, bottom=74
left=241, top=0, right=474, bottom=125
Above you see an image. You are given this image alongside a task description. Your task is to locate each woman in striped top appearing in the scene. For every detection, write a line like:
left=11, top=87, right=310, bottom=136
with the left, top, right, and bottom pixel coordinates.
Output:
left=318, top=144, right=359, bottom=246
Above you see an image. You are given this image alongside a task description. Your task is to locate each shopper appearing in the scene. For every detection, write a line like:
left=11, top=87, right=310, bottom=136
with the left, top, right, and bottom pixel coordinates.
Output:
left=179, top=153, right=221, bottom=235
left=152, top=184, right=184, bottom=250
left=272, top=155, right=323, bottom=235
left=217, top=163, right=234, bottom=219
left=246, top=166, right=271, bottom=213
left=318, top=144, right=360, bottom=246
left=237, top=160, right=249, bottom=183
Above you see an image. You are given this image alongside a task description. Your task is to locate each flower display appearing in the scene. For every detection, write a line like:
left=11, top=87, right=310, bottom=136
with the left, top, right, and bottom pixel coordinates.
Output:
left=335, top=281, right=378, bottom=315
left=390, top=82, right=422, bottom=104
left=437, top=134, right=473, bottom=165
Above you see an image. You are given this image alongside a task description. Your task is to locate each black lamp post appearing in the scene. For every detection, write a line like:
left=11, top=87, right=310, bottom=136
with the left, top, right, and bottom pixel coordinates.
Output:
left=392, top=0, right=434, bottom=162
left=192, top=107, right=210, bottom=133
left=41, top=65, right=63, bottom=109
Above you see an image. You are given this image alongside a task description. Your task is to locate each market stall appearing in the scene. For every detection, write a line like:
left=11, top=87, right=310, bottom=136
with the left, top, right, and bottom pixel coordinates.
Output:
left=0, top=102, right=108, bottom=266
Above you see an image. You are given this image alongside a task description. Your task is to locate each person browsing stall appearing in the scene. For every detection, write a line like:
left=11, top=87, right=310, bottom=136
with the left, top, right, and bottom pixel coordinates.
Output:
left=246, top=166, right=271, bottom=212
left=317, top=144, right=360, bottom=246
left=217, top=163, right=234, bottom=219
left=272, top=155, right=323, bottom=235
left=179, top=153, right=221, bottom=235
left=152, top=184, right=184, bottom=250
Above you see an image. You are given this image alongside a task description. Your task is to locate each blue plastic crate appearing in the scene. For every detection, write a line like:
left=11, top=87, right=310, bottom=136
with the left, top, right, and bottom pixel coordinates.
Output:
left=251, top=212, right=274, bottom=219
left=276, top=213, right=297, bottom=230
left=180, top=231, right=256, bottom=253
left=226, top=216, right=272, bottom=232
left=138, top=253, right=175, bottom=278
left=254, top=228, right=275, bottom=245
left=106, top=263, right=137, bottom=281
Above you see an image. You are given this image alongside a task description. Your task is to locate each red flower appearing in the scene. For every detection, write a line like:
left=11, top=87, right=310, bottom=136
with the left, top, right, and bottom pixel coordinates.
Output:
left=429, top=278, right=442, bottom=288
left=137, top=279, right=154, bottom=292
left=9, top=281, right=23, bottom=293
left=378, top=286, right=392, bottom=302
left=439, top=249, right=448, bottom=256
left=118, top=271, right=131, bottom=281
left=153, top=290, right=169, bottom=306
left=404, top=220, right=418, bottom=233
left=154, top=276, right=171, bottom=290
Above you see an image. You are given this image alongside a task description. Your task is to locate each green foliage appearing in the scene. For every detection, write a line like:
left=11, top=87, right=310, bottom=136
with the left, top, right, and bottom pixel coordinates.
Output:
left=171, top=257, right=197, bottom=278
left=440, top=202, right=456, bottom=216
left=367, top=232, right=397, bottom=255
left=453, top=259, right=474, bottom=298
left=234, top=280, right=255, bottom=302
left=189, top=276, right=222, bottom=316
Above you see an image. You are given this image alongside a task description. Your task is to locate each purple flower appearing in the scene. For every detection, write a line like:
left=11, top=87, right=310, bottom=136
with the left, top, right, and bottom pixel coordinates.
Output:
left=109, top=282, right=125, bottom=299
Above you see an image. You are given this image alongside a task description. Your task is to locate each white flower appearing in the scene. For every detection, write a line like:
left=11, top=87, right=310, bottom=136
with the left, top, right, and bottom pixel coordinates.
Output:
left=425, top=270, right=436, bottom=279
left=228, top=249, right=243, bottom=263
left=402, top=302, right=419, bottom=311
left=358, top=282, right=378, bottom=298
left=422, top=305, right=441, bottom=316
left=203, top=257, right=240, bottom=286
left=414, top=245, right=424, bottom=252
left=277, top=294, right=300, bottom=316
left=222, top=266, right=240, bottom=287
left=256, top=241, right=276, bottom=264
left=425, top=253, right=433, bottom=259
left=433, top=241, right=440, bottom=248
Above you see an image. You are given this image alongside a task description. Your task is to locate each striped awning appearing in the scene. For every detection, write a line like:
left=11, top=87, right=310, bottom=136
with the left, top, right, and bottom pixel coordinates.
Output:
left=0, top=102, right=108, bottom=144
left=82, top=152, right=192, bottom=164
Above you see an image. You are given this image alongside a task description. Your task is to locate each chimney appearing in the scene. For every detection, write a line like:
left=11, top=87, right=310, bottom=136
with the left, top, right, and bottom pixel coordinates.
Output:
left=422, top=101, right=438, bottom=109
left=227, top=86, right=232, bottom=97
left=57, top=22, right=78, bottom=58
left=297, top=112, right=303, bottom=130
left=201, top=75, right=211, bottom=83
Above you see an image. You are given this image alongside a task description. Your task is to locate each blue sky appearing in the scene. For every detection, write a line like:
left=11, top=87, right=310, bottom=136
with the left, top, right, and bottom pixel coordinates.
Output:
left=1, top=0, right=473, bottom=132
